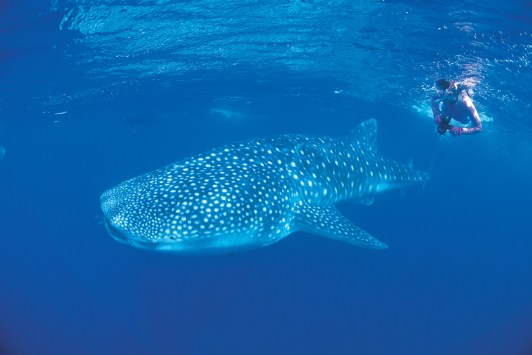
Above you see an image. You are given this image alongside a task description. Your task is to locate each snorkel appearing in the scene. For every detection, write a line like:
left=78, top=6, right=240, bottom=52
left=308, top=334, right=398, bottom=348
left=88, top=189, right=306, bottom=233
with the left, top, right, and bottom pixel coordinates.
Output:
left=435, top=79, right=458, bottom=104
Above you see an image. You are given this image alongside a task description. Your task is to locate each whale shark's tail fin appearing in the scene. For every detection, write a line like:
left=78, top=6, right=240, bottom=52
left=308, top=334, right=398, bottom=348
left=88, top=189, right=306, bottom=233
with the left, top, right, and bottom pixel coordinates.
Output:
left=293, top=204, right=388, bottom=250
left=347, top=118, right=378, bottom=153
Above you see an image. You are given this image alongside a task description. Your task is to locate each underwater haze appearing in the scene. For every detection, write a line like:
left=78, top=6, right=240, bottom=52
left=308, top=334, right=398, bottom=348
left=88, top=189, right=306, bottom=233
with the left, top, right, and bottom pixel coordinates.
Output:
left=1, top=0, right=531, bottom=354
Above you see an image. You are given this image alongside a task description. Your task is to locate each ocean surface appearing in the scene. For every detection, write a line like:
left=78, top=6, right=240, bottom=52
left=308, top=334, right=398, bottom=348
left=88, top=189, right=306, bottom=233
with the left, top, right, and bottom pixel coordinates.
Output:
left=1, top=0, right=531, bottom=354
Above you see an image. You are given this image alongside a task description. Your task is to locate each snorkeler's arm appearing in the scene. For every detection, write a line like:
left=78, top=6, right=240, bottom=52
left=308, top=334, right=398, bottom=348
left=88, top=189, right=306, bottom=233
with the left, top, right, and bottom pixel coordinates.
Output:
left=461, top=94, right=482, bottom=134
left=431, top=95, right=442, bottom=123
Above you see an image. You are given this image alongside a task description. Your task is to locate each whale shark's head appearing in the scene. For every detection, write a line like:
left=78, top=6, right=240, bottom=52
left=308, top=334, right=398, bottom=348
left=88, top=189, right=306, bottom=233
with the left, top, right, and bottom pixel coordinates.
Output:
left=100, top=157, right=292, bottom=253
left=100, top=176, right=199, bottom=252
left=100, top=176, right=164, bottom=250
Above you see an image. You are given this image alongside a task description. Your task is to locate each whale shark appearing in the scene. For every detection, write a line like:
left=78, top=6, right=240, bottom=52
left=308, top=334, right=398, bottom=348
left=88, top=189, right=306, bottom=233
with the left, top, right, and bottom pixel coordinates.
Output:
left=101, top=119, right=429, bottom=253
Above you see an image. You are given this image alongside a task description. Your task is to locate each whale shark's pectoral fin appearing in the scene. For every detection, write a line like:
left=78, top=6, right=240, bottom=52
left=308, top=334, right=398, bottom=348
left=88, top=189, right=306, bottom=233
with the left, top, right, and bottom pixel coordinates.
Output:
left=293, top=205, right=388, bottom=250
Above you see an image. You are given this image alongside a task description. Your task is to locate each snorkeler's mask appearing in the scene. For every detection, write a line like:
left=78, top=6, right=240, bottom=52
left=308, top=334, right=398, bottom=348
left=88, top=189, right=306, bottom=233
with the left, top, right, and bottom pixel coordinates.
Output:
left=436, top=80, right=457, bottom=97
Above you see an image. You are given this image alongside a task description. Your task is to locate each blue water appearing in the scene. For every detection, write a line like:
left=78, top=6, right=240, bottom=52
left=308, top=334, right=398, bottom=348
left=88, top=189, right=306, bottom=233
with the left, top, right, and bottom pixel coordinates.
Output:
left=1, top=0, right=531, bottom=354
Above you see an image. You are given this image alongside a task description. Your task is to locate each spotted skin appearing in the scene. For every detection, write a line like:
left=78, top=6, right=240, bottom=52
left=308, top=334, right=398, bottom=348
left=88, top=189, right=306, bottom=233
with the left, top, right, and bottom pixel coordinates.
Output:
left=101, top=119, right=429, bottom=253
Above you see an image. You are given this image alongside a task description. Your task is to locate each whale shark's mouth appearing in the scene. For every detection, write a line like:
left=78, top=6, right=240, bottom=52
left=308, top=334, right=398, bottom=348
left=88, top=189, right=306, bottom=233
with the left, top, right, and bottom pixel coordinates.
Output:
left=103, top=218, right=195, bottom=252
left=104, top=219, right=129, bottom=243
left=104, top=219, right=159, bottom=250
left=103, top=217, right=261, bottom=254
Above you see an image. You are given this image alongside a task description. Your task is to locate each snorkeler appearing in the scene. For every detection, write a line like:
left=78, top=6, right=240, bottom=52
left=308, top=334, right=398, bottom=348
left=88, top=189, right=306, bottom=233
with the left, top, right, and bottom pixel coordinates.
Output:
left=431, top=79, right=482, bottom=136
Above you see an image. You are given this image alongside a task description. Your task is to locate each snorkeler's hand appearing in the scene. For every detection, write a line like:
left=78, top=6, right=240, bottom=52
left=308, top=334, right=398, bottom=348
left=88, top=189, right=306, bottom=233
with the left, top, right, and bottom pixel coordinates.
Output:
left=449, top=126, right=463, bottom=136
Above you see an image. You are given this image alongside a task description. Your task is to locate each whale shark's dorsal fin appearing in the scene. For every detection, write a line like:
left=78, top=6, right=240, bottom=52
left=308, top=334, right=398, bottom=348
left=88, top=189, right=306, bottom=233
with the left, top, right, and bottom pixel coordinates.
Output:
left=293, top=204, right=388, bottom=250
left=347, top=118, right=378, bottom=152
